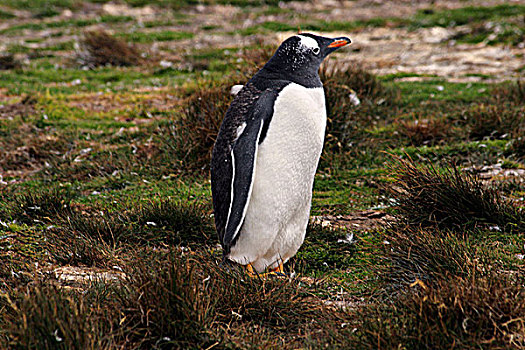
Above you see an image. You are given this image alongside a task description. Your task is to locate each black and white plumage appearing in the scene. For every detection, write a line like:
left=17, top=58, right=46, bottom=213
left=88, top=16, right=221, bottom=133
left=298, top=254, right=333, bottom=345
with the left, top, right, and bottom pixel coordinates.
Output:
left=211, top=33, right=351, bottom=273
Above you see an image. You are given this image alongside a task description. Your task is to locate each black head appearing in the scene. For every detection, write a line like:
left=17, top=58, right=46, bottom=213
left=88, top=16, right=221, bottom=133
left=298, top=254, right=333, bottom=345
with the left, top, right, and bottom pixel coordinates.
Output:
left=256, top=33, right=351, bottom=88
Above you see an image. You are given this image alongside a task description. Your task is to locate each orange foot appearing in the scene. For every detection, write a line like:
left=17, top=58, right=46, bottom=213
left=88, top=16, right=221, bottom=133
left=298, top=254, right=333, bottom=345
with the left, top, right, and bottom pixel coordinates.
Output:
left=268, top=262, right=285, bottom=275
left=245, top=262, right=286, bottom=278
left=245, top=263, right=258, bottom=277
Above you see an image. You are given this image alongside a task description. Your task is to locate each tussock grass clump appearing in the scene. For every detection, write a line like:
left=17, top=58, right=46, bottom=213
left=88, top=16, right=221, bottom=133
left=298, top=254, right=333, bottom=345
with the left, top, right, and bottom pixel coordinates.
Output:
left=388, top=157, right=525, bottom=232
left=383, top=225, right=483, bottom=288
left=44, top=208, right=126, bottom=267
left=462, top=103, right=525, bottom=140
left=169, top=85, right=233, bottom=172
left=45, top=197, right=214, bottom=267
left=396, top=116, right=450, bottom=146
left=356, top=274, right=525, bottom=349
left=134, top=198, right=215, bottom=245
left=0, top=283, right=118, bottom=350
left=118, top=251, right=335, bottom=348
left=491, top=80, right=525, bottom=105
left=78, top=30, right=142, bottom=68
left=6, top=186, right=76, bottom=225
left=237, top=44, right=274, bottom=76
left=0, top=225, right=45, bottom=289
left=0, top=54, right=21, bottom=70
left=48, top=227, right=114, bottom=267
left=64, top=211, right=132, bottom=249
left=118, top=252, right=218, bottom=348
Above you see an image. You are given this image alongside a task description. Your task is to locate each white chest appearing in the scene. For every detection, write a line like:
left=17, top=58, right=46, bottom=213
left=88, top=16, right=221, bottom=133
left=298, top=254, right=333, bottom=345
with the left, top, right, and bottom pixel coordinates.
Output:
left=252, top=82, right=327, bottom=208
left=271, top=83, right=327, bottom=145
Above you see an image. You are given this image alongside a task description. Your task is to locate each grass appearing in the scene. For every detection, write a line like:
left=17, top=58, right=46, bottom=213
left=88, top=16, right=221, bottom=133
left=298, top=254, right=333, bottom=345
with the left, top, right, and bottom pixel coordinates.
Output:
left=0, top=9, right=16, bottom=19
left=233, top=4, right=525, bottom=45
left=0, top=54, right=21, bottom=70
left=387, top=157, right=525, bottom=232
left=78, top=30, right=143, bottom=68
left=0, top=15, right=134, bottom=35
left=355, top=273, right=525, bottom=349
left=119, top=30, right=194, bottom=43
left=411, top=4, right=525, bottom=28
left=169, top=83, right=234, bottom=173
left=236, top=18, right=394, bottom=35
left=0, top=0, right=524, bottom=348
left=1, top=250, right=343, bottom=348
left=1, top=0, right=78, bottom=14
left=453, top=21, right=525, bottom=46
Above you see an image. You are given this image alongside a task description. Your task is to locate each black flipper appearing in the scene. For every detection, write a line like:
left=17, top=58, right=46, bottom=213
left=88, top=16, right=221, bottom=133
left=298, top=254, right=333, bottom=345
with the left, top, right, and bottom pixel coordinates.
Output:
left=222, top=119, right=264, bottom=248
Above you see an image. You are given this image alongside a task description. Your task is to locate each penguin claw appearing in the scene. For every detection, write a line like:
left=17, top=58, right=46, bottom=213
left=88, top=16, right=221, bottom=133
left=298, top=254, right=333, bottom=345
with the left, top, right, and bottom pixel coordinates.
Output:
left=245, top=263, right=258, bottom=278
left=244, top=263, right=287, bottom=278
left=268, top=262, right=284, bottom=274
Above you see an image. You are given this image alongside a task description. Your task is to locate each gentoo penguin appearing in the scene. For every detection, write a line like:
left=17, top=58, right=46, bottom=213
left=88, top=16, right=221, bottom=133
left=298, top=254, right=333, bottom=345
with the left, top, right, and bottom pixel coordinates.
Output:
left=211, top=33, right=351, bottom=274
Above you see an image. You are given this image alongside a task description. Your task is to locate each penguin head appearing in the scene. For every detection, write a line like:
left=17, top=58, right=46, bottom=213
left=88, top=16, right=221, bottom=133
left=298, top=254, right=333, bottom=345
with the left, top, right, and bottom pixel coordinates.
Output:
left=260, top=33, right=351, bottom=86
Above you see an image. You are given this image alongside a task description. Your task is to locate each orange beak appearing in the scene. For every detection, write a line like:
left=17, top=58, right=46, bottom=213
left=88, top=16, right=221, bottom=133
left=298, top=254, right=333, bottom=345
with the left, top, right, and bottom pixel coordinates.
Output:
left=327, top=39, right=351, bottom=48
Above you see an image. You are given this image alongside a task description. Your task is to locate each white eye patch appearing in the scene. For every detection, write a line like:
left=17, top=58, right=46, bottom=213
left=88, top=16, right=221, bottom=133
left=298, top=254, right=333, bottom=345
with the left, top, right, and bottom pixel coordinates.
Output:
left=296, top=35, right=319, bottom=52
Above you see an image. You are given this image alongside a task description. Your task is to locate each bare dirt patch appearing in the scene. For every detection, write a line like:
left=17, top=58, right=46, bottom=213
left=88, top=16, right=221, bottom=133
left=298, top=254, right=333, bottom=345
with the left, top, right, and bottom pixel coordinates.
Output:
left=49, top=266, right=126, bottom=289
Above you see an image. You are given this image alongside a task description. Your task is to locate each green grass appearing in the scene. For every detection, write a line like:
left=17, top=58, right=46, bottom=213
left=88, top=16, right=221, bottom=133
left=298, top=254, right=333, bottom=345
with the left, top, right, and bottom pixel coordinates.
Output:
left=45, top=40, right=75, bottom=51
left=393, top=81, right=491, bottom=105
left=231, top=5, right=525, bottom=37
left=411, top=4, right=525, bottom=28
left=0, top=9, right=16, bottom=18
left=312, top=169, right=384, bottom=215
left=1, top=0, right=78, bottom=13
left=0, top=67, right=191, bottom=95
left=453, top=21, right=525, bottom=46
left=0, top=15, right=133, bottom=34
left=235, top=18, right=394, bottom=35
left=118, top=30, right=194, bottom=43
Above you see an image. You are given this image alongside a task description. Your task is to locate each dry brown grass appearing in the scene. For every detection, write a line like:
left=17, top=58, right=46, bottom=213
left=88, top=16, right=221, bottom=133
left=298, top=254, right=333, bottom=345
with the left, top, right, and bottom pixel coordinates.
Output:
left=462, top=103, right=525, bottom=140
left=491, top=80, right=525, bottom=106
left=356, top=274, right=525, bottom=349
left=0, top=282, right=120, bottom=350
left=387, top=157, right=525, bottom=232
left=382, top=225, right=484, bottom=289
left=505, top=136, right=525, bottom=161
left=77, top=30, right=143, bottom=68
left=396, top=116, right=450, bottom=146
left=0, top=54, right=21, bottom=70
left=0, top=250, right=344, bottom=349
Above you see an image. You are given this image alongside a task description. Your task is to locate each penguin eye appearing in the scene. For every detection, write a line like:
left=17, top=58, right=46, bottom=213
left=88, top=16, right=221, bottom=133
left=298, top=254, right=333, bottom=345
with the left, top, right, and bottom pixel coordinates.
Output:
left=312, top=47, right=320, bottom=55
